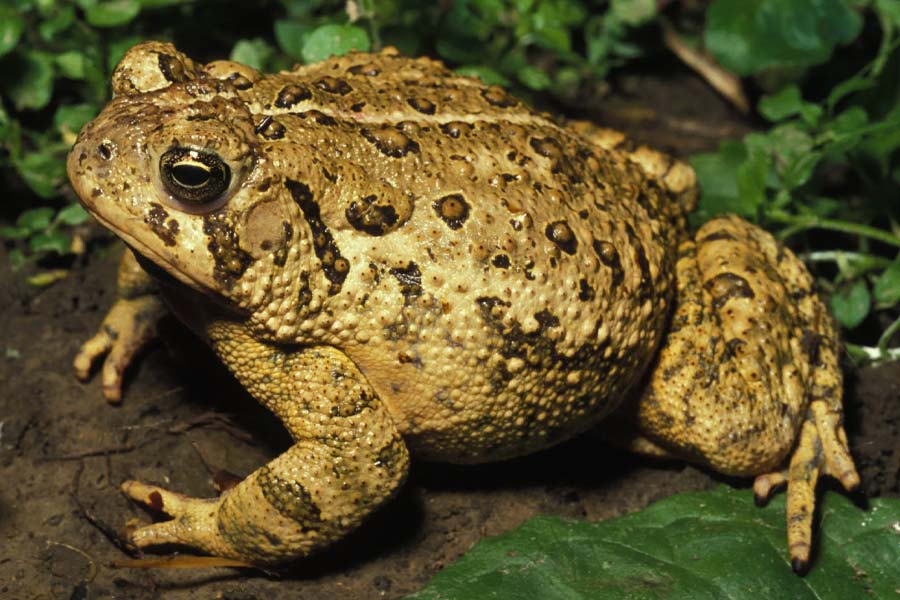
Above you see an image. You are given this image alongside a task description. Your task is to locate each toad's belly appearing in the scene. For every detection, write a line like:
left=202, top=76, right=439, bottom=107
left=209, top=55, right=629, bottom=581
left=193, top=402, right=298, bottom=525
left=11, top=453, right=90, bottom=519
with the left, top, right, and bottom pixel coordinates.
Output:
left=344, top=319, right=662, bottom=463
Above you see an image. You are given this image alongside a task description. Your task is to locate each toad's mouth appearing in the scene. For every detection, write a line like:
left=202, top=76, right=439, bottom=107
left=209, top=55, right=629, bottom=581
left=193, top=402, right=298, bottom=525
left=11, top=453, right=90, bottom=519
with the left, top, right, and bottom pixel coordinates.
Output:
left=84, top=205, right=211, bottom=295
left=129, top=246, right=184, bottom=289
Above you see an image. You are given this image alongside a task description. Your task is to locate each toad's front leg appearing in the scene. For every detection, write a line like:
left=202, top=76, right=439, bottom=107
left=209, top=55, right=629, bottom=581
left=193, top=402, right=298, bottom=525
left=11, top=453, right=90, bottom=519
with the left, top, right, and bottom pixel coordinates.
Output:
left=123, top=321, right=409, bottom=565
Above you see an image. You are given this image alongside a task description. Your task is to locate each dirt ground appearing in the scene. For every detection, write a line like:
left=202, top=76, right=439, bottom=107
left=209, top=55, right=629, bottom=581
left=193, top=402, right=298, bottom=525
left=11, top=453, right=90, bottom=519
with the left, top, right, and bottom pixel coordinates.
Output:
left=1, top=67, right=898, bottom=600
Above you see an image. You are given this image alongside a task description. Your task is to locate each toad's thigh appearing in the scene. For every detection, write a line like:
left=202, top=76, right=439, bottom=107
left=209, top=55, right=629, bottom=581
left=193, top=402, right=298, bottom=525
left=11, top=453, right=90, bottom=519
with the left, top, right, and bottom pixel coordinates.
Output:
left=633, top=215, right=838, bottom=475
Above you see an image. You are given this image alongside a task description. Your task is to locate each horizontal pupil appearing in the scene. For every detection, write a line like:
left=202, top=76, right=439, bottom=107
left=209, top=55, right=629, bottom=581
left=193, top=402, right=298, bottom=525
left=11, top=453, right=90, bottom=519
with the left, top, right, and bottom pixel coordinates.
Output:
left=172, top=162, right=212, bottom=188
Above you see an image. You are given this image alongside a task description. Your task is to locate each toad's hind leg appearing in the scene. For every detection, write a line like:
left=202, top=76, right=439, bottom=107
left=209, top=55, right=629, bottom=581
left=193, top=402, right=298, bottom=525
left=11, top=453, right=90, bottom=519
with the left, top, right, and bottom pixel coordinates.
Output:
left=122, top=321, right=410, bottom=565
left=628, top=214, right=858, bottom=573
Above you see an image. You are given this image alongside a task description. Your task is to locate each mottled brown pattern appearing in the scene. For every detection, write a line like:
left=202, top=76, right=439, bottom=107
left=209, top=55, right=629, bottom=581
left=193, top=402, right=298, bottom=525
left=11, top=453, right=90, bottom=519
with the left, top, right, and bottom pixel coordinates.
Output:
left=67, top=42, right=858, bottom=571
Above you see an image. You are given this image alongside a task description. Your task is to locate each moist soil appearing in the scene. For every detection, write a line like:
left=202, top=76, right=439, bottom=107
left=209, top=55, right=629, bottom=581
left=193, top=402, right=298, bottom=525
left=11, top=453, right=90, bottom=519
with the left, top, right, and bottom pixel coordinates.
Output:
left=1, top=66, right=898, bottom=600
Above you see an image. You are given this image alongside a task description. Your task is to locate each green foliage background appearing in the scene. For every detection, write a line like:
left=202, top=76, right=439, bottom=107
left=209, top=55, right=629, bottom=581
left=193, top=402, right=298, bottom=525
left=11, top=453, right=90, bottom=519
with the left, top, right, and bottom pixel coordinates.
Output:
left=1, top=0, right=899, bottom=358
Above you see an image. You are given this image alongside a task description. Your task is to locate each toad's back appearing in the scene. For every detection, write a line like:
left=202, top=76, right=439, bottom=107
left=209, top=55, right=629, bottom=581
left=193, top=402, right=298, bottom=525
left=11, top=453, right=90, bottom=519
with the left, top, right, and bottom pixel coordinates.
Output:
left=237, top=50, right=695, bottom=460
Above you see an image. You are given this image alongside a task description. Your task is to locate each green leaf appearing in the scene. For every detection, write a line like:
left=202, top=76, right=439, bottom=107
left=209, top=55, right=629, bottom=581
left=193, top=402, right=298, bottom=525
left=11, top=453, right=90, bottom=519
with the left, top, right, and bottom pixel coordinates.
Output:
left=765, top=123, right=818, bottom=188
left=454, top=65, right=511, bottom=87
left=705, top=0, right=863, bottom=76
left=54, top=51, right=87, bottom=79
left=8, top=249, right=27, bottom=270
left=758, top=85, right=822, bottom=125
left=301, top=24, right=370, bottom=64
left=274, top=19, right=311, bottom=61
left=873, top=261, right=900, bottom=306
left=38, top=6, right=77, bottom=41
left=55, top=203, right=90, bottom=226
left=230, top=38, right=275, bottom=71
left=54, top=103, right=98, bottom=138
left=29, top=232, right=71, bottom=255
left=610, top=0, right=657, bottom=26
left=407, top=488, right=900, bottom=599
left=16, top=207, right=55, bottom=232
left=0, top=13, right=24, bottom=57
left=5, top=51, right=55, bottom=111
left=691, top=141, right=762, bottom=221
left=517, top=65, right=552, bottom=90
left=0, top=226, right=31, bottom=240
left=830, top=280, right=871, bottom=328
left=84, top=0, right=141, bottom=27
left=13, top=149, right=67, bottom=198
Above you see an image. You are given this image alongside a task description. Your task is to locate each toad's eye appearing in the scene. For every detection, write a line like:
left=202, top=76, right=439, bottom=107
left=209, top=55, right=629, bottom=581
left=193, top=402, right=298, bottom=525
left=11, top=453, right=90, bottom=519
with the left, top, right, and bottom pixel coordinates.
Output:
left=160, top=147, right=230, bottom=207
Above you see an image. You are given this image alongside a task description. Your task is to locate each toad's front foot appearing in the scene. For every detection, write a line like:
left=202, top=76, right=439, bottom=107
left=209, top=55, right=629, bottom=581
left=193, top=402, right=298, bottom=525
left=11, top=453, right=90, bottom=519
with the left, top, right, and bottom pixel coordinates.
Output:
left=74, top=295, right=166, bottom=403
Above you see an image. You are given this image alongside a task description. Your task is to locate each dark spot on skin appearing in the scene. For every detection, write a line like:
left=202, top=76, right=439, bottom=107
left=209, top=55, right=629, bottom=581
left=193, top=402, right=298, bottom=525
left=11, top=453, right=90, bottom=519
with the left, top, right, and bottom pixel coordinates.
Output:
left=322, top=168, right=337, bottom=183
left=98, top=142, right=113, bottom=160
left=721, top=338, right=746, bottom=361
left=314, top=76, right=352, bottom=95
left=147, top=491, right=164, bottom=511
left=545, top=220, right=577, bottom=255
left=273, top=221, right=293, bottom=267
left=347, top=63, right=381, bottom=76
left=228, top=72, right=253, bottom=90
left=800, top=329, right=822, bottom=366
left=433, top=194, right=469, bottom=229
left=524, top=260, right=535, bottom=280
left=705, top=272, right=755, bottom=310
left=330, top=389, right=374, bottom=418
left=481, top=86, right=517, bottom=107
left=287, top=180, right=348, bottom=294
left=578, top=278, right=595, bottom=301
left=91, top=188, right=102, bottom=198
left=156, top=53, right=185, bottom=83
left=439, top=122, right=471, bottom=138
left=530, top=137, right=563, bottom=159
left=533, top=309, right=560, bottom=332
left=262, top=531, right=282, bottom=546
left=361, top=128, right=420, bottom=158
left=296, top=110, right=337, bottom=126
left=351, top=101, right=366, bottom=111
left=255, top=116, right=286, bottom=140
left=491, top=254, right=510, bottom=269
left=699, top=230, right=738, bottom=244
left=389, top=262, right=423, bottom=305
left=274, top=84, right=312, bottom=108
left=374, top=435, right=406, bottom=472
left=257, top=466, right=323, bottom=529
left=530, top=137, right=578, bottom=180
left=346, top=194, right=400, bottom=236
left=145, top=203, right=179, bottom=247
left=202, top=213, right=254, bottom=287
left=592, top=240, right=624, bottom=288
left=297, top=271, right=313, bottom=307
left=407, top=97, right=436, bottom=114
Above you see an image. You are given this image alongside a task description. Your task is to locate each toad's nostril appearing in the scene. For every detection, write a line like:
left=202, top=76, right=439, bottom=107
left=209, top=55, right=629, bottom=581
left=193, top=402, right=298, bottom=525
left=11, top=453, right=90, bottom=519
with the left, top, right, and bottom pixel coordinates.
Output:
left=98, top=142, right=114, bottom=160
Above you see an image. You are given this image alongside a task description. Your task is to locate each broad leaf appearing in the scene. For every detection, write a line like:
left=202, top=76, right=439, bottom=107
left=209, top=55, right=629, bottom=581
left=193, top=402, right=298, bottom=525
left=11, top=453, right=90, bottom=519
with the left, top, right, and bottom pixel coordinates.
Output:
left=407, top=487, right=900, bottom=599
left=830, top=280, right=871, bottom=329
left=301, top=24, right=370, bottom=64
left=705, top=0, right=863, bottom=76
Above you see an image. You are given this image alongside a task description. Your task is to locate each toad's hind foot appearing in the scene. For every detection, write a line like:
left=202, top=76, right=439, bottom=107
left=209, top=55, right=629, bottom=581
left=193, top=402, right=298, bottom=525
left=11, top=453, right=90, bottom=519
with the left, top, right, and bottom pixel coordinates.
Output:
left=753, top=400, right=859, bottom=574
left=630, top=214, right=860, bottom=574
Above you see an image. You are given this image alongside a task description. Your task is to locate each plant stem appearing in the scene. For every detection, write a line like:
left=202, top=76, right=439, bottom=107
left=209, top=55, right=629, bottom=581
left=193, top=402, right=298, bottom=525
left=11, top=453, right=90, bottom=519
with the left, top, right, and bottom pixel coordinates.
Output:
left=846, top=342, right=900, bottom=363
left=769, top=212, right=900, bottom=248
left=878, top=314, right=900, bottom=351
